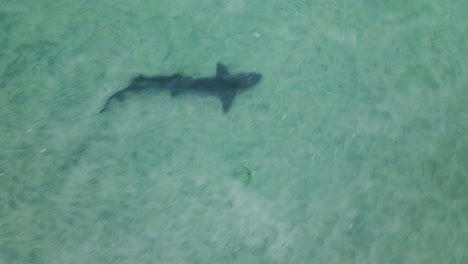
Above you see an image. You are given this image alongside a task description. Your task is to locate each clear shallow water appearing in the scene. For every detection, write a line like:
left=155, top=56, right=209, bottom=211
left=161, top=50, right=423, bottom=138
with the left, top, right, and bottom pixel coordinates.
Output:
left=1, top=0, right=467, bottom=263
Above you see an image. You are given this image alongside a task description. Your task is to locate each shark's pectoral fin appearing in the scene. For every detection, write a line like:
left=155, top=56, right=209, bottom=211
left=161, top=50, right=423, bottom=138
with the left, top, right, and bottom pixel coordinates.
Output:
left=220, top=90, right=237, bottom=113
left=216, top=63, right=230, bottom=77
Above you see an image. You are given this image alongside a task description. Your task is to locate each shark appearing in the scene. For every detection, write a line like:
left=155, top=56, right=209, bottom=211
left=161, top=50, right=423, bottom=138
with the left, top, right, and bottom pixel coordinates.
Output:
left=99, top=63, right=262, bottom=113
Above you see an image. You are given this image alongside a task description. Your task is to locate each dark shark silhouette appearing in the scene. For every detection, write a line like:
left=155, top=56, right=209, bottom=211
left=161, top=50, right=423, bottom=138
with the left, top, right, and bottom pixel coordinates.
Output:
left=99, top=63, right=262, bottom=113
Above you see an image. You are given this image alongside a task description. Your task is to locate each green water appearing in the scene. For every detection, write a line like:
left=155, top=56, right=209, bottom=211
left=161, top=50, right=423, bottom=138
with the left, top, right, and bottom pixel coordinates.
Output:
left=1, top=0, right=467, bottom=263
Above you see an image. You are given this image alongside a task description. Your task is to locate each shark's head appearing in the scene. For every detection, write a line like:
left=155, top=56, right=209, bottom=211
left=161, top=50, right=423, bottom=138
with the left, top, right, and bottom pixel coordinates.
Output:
left=229, top=72, right=262, bottom=91
left=243, top=72, right=263, bottom=87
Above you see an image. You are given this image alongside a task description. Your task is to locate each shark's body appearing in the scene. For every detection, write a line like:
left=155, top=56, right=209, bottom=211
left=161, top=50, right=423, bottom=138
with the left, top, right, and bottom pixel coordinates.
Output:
left=100, top=63, right=262, bottom=113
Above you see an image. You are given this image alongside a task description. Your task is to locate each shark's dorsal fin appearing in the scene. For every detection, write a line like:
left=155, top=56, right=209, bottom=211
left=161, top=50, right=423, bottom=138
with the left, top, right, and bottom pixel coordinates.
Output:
left=216, top=63, right=230, bottom=77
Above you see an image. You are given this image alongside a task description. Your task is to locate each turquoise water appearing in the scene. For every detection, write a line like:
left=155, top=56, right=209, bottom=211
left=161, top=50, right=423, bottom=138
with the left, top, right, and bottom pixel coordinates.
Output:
left=1, top=0, right=467, bottom=263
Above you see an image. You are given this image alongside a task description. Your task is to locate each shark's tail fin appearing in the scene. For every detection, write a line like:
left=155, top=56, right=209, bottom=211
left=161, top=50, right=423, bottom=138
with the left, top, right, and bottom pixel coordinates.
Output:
left=99, top=101, right=111, bottom=113
left=99, top=74, right=184, bottom=113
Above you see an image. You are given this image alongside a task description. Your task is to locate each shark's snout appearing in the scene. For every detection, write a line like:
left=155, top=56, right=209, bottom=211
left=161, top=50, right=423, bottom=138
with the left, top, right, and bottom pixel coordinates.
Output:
left=246, top=73, right=262, bottom=86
